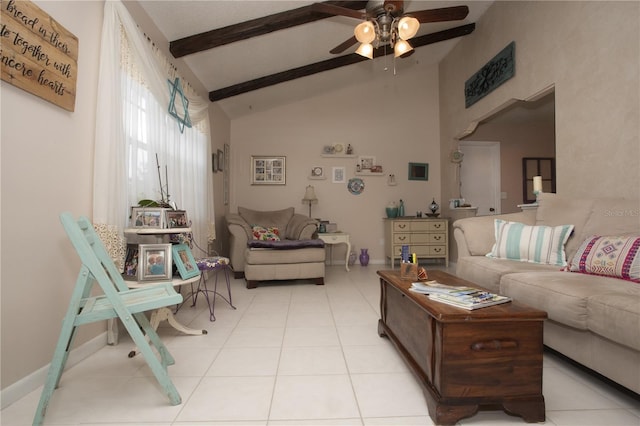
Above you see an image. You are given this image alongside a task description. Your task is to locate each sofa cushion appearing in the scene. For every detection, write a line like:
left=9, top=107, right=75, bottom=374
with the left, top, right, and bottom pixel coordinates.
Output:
left=499, top=271, right=636, bottom=330
left=238, top=207, right=294, bottom=234
left=456, top=256, right=560, bottom=293
left=248, top=239, right=325, bottom=249
left=569, top=235, right=640, bottom=282
left=535, top=193, right=594, bottom=260
left=580, top=198, right=640, bottom=239
left=487, top=219, right=574, bottom=266
left=251, top=225, right=281, bottom=241
left=587, top=292, right=640, bottom=351
left=244, top=246, right=325, bottom=265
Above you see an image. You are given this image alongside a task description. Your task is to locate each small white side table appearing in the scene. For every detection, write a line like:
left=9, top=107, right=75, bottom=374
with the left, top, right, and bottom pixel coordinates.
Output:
left=318, top=232, right=351, bottom=272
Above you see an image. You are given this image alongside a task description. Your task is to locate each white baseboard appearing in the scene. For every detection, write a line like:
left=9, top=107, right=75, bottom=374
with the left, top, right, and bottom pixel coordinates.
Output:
left=1, top=332, right=108, bottom=410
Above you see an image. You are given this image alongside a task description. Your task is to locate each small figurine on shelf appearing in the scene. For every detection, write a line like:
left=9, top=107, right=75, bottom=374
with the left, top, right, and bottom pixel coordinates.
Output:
left=346, top=144, right=353, bottom=155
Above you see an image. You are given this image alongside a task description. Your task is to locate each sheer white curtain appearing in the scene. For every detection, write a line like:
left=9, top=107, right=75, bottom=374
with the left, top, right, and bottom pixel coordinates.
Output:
left=94, top=0, right=214, bottom=264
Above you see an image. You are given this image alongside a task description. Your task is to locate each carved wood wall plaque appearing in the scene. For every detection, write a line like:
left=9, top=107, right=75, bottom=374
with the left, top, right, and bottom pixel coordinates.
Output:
left=1, top=0, right=78, bottom=111
left=465, top=41, right=515, bottom=108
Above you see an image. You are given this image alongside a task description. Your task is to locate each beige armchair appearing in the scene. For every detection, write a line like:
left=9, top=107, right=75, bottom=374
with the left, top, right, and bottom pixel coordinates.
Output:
left=226, top=207, right=325, bottom=288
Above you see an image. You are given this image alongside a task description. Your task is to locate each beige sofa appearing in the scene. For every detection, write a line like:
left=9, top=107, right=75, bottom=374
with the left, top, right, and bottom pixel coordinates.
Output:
left=453, top=193, right=640, bottom=394
left=226, top=207, right=325, bottom=288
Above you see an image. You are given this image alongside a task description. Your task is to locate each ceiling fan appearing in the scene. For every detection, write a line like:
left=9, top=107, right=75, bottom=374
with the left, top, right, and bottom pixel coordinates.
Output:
left=313, top=1, right=469, bottom=59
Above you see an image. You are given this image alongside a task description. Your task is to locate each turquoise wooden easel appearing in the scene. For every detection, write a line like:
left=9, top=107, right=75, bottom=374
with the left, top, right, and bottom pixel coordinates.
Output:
left=33, top=213, right=183, bottom=425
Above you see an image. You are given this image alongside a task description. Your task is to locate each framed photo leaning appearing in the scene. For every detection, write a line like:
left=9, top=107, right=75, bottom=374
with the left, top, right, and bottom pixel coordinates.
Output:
left=251, top=155, right=286, bottom=185
left=172, top=244, right=200, bottom=279
left=138, top=244, right=172, bottom=281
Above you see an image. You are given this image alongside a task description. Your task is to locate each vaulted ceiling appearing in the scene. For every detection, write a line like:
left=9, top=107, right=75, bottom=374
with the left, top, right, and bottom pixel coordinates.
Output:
left=138, top=1, right=494, bottom=118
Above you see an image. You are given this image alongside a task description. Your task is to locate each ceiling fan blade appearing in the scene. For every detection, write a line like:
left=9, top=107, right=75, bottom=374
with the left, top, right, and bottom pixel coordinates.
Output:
left=311, top=2, right=367, bottom=20
left=330, top=35, right=358, bottom=54
left=411, top=5, right=469, bottom=23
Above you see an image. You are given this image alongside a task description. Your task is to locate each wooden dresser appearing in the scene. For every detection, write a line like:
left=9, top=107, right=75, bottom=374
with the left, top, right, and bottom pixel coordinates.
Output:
left=384, top=217, right=448, bottom=267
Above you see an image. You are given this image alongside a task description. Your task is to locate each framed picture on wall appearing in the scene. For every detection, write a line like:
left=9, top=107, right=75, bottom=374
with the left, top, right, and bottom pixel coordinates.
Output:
left=138, top=244, right=172, bottom=281
left=217, top=149, right=224, bottom=171
left=332, top=166, right=346, bottom=183
left=223, top=143, right=230, bottom=205
left=251, top=155, right=286, bottom=185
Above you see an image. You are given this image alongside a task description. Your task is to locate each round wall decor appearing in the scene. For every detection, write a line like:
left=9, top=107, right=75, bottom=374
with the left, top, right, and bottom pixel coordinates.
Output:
left=347, top=177, right=365, bottom=195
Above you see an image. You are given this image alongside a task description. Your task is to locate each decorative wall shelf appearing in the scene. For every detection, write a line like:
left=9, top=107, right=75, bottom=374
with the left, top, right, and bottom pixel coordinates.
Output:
left=321, top=154, right=356, bottom=158
left=355, top=171, right=384, bottom=176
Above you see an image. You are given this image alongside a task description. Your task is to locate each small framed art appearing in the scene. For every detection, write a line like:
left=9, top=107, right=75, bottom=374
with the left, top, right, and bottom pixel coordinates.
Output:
left=172, top=243, right=200, bottom=279
left=358, top=155, right=376, bottom=171
left=408, top=162, right=429, bottom=181
left=165, top=210, right=189, bottom=228
left=251, top=155, right=286, bottom=185
left=217, top=149, right=224, bottom=171
left=131, top=207, right=165, bottom=228
left=138, top=244, right=172, bottom=281
left=332, top=166, right=346, bottom=183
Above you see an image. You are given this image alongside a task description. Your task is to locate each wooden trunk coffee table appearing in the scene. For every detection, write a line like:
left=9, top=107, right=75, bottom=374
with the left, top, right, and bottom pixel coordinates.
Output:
left=377, top=270, right=547, bottom=425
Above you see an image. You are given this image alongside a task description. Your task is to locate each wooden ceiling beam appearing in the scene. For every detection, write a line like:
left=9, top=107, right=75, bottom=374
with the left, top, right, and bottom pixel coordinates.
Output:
left=209, top=23, right=475, bottom=102
left=170, top=1, right=367, bottom=58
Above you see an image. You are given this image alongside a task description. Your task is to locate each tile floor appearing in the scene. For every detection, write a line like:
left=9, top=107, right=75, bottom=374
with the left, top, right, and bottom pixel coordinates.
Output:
left=3, top=265, right=639, bottom=425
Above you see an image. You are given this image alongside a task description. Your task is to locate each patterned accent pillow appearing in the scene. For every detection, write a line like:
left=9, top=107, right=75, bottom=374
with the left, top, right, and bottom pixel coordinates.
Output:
left=569, top=235, right=640, bottom=282
left=486, top=219, right=574, bottom=266
left=251, top=225, right=281, bottom=241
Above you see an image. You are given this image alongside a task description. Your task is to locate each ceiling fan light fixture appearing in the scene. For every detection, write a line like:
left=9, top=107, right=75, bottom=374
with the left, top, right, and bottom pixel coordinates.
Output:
left=355, top=43, right=374, bottom=59
left=398, top=16, right=419, bottom=40
left=354, top=21, right=376, bottom=44
left=394, top=39, right=413, bottom=58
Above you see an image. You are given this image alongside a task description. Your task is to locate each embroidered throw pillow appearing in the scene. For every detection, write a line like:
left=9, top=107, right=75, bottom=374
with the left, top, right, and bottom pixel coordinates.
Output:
left=487, top=219, right=574, bottom=266
left=569, top=235, right=640, bottom=282
left=251, top=225, right=280, bottom=241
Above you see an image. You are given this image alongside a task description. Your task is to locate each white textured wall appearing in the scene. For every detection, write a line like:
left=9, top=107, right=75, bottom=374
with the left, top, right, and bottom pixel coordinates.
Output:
left=229, top=64, right=441, bottom=264
left=440, top=1, right=640, bottom=203
left=1, top=1, right=104, bottom=391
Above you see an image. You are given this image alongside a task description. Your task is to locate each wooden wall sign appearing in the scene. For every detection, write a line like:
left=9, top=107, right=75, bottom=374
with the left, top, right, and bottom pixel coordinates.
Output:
left=464, top=41, right=515, bottom=108
left=1, top=0, right=78, bottom=111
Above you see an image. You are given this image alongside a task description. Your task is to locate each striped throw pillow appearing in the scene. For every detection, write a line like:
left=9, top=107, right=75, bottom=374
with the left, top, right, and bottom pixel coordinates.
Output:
left=569, top=235, right=640, bottom=282
left=487, top=219, right=574, bottom=266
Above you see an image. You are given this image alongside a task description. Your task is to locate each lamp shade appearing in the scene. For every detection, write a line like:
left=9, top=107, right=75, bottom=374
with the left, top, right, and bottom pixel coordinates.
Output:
left=302, top=185, right=318, bottom=203
left=355, top=43, right=374, bottom=59
left=354, top=21, right=376, bottom=44
left=398, top=16, right=419, bottom=40
left=394, top=39, right=413, bottom=57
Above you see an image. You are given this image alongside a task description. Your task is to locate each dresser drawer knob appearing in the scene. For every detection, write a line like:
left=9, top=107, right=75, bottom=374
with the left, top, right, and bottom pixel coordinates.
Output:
left=471, top=339, right=518, bottom=351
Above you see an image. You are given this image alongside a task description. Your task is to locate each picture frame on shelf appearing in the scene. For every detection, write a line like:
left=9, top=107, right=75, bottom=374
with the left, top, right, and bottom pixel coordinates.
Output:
left=251, top=155, right=286, bottom=185
left=408, top=162, right=429, bottom=181
left=138, top=243, right=172, bottom=281
left=311, top=166, right=324, bottom=178
left=332, top=166, right=346, bottom=183
left=358, top=155, right=376, bottom=170
left=165, top=210, right=189, bottom=228
left=130, top=207, right=165, bottom=228
left=122, top=243, right=140, bottom=281
left=172, top=243, right=200, bottom=279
